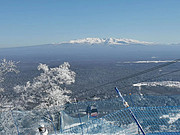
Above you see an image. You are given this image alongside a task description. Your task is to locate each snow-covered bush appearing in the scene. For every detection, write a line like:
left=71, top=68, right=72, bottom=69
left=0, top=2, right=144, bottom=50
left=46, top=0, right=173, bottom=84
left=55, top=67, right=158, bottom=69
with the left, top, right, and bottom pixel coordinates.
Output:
left=13, top=62, right=76, bottom=110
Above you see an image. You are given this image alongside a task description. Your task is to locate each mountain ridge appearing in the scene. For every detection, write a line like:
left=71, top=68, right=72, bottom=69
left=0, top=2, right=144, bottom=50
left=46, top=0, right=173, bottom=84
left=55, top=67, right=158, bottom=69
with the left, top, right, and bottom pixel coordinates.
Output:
left=58, top=38, right=154, bottom=45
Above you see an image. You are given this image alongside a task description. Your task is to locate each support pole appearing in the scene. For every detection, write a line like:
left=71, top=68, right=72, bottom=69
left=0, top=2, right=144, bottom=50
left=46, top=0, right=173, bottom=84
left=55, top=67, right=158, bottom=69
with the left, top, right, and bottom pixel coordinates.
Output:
left=115, top=87, right=146, bottom=135
left=74, top=98, right=84, bottom=135
left=58, top=112, right=63, bottom=133
left=47, top=112, right=57, bottom=135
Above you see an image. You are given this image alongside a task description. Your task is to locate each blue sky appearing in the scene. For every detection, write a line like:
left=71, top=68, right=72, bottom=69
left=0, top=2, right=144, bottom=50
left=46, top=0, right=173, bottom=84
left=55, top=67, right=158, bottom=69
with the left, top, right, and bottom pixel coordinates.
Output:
left=0, top=0, right=180, bottom=48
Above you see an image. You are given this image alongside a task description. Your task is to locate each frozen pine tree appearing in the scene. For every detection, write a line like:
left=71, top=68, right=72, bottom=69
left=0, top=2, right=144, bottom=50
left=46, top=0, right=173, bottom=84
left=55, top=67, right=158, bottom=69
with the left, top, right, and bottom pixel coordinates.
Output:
left=13, top=62, right=76, bottom=110
left=0, top=59, right=19, bottom=111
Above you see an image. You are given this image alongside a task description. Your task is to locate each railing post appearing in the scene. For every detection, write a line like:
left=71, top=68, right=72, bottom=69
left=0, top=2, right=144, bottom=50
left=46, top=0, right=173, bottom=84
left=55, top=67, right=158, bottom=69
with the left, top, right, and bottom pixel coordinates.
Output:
left=115, top=87, right=146, bottom=135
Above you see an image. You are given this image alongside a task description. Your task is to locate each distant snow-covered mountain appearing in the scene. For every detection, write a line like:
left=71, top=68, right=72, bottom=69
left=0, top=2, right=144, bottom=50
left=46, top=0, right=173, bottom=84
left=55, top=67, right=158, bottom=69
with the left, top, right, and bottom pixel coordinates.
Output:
left=1, top=37, right=180, bottom=63
left=60, top=38, right=153, bottom=45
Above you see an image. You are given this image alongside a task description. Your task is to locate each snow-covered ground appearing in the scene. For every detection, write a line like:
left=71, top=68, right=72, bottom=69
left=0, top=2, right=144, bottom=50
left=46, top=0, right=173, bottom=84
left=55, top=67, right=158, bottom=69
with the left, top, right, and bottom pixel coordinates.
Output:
left=119, top=59, right=180, bottom=64
left=123, top=60, right=174, bottom=64
left=160, top=113, right=180, bottom=124
left=133, top=81, right=180, bottom=88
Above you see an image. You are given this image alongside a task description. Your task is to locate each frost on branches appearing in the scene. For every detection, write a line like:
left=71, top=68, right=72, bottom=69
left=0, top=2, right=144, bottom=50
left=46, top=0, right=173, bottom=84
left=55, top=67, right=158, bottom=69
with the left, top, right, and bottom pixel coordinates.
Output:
left=13, top=62, right=76, bottom=110
left=0, top=59, right=19, bottom=110
left=0, top=59, right=19, bottom=83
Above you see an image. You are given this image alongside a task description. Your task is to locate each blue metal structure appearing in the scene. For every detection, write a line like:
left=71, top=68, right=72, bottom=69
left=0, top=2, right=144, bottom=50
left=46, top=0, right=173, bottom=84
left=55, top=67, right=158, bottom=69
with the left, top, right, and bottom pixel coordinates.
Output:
left=0, top=95, right=180, bottom=135
left=115, top=87, right=146, bottom=135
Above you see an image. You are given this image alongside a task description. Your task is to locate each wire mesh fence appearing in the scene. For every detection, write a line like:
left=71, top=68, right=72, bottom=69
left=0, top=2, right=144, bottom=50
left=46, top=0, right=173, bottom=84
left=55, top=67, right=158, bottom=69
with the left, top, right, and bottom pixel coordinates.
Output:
left=63, top=106, right=180, bottom=134
left=0, top=95, right=180, bottom=135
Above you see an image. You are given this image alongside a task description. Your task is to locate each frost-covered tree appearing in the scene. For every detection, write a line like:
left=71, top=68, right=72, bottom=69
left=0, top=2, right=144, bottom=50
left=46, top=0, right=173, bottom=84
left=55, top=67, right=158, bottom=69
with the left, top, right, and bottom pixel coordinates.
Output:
left=0, top=59, right=19, bottom=110
left=13, top=62, right=76, bottom=110
left=0, top=59, right=19, bottom=83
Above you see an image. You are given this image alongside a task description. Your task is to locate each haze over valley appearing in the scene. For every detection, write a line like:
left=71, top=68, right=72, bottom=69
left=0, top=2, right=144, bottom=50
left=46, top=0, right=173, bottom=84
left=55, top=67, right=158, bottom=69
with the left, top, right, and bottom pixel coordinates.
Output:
left=1, top=38, right=180, bottom=102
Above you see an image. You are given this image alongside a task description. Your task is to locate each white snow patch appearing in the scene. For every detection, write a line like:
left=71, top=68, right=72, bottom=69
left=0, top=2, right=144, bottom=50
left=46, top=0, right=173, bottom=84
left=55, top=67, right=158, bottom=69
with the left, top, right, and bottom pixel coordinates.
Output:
left=133, top=81, right=180, bottom=88
left=92, top=96, right=101, bottom=100
left=160, top=113, right=180, bottom=124
left=123, top=60, right=174, bottom=64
